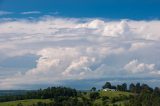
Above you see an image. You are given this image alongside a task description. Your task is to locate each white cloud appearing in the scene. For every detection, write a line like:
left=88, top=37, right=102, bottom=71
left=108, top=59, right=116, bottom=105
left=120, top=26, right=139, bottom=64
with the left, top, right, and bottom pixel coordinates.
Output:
left=25, top=46, right=124, bottom=79
left=124, top=59, right=155, bottom=74
left=0, top=11, right=12, bottom=16
left=129, top=42, right=151, bottom=51
left=102, top=20, right=131, bottom=38
left=0, top=17, right=160, bottom=89
left=124, top=59, right=160, bottom=76
left=21, top=11, right=41, bottom=15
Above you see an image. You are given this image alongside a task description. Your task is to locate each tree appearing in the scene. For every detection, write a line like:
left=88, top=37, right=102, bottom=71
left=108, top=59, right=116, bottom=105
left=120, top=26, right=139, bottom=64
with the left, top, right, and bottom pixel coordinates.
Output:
left=129, top=83, right=136, bottom=93
left=151, top=87, right=160, bottom=106
left=136, top=83, right=141, bottom=93
left=102, top=82, right=111, bottom=89
left=117, top=85, right=122, bottom=91
left=91, top=87, right=96, bottom=92
left=152, top=87, right=160, bottom=96
left=122, top=83, right=127, bottom=91
left=111, top=85, right=116, bottom=89
left=141, top=84, right=153, bottom=93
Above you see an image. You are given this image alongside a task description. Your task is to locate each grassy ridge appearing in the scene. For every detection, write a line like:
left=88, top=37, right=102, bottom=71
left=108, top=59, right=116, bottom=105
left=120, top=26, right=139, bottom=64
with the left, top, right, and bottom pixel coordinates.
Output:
left=99, top=91, right=132, bottom=98
left=89, top=91, right=132, bottom=106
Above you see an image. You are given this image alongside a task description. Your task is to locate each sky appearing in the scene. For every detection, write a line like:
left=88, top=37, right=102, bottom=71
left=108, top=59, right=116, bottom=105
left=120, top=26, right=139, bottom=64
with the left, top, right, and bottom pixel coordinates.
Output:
left=0, top=0, right=160, bottom=90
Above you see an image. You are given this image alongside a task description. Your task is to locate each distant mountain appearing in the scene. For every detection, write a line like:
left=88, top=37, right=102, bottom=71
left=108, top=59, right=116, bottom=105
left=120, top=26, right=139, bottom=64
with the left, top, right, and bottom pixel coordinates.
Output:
left=0, top=90, right=29, bottom=96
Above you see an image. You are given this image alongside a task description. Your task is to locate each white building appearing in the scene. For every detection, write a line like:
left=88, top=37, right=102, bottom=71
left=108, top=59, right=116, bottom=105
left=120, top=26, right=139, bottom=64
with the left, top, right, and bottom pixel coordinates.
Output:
left=102, top=88, right=117, bottom=91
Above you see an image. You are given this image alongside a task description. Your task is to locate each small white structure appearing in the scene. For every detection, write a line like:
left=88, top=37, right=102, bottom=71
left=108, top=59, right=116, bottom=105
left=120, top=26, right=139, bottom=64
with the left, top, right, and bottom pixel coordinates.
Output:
left=102, top=88, right=117, bottom=91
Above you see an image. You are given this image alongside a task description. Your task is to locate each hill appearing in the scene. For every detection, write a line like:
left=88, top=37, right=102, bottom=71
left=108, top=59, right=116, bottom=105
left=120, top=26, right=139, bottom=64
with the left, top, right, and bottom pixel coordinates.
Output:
left=0, top=99, right=51, bottom=106
left=90, top=91, right=132, bottom=106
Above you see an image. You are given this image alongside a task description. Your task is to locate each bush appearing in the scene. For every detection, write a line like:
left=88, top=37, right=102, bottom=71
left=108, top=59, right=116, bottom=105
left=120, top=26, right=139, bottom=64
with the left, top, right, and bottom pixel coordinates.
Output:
left=89, top=92, right=100, bottom=100
left=102, top=96, right=109, bottom=101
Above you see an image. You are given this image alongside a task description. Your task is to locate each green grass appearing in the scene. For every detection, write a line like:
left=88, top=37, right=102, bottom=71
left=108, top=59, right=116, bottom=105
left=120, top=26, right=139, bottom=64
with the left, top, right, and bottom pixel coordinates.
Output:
left=94, top=91, right=133, bottom=106
left=99, top=90, right=132, bottom=98
left=0, top=99, right=52, bottom=106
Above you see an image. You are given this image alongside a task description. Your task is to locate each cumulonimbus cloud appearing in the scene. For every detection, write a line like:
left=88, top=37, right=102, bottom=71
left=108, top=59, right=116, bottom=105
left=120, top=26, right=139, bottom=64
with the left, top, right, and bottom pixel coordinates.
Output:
left=0, top=16, right=160, bottom=89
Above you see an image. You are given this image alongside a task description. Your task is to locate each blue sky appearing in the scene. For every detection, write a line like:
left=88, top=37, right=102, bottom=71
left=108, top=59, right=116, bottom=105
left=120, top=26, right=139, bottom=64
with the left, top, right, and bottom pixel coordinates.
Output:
left=0, top=0, right=160, bottom=19
left=0, top=0, right=160, bottom=90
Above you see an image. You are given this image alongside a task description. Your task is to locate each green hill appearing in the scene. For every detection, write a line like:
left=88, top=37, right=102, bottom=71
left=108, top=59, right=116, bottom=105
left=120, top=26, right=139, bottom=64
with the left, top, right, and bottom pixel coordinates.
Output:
left=99, top=90, right=132, bottom=98
left=0, top=99, right=52, bottom=106
left=93, top=91, right=133, bottom=106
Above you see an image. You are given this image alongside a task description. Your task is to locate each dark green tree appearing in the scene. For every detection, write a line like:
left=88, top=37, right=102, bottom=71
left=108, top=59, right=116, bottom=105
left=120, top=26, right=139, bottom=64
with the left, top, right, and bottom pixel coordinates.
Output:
left=102, top=82, right=111, bottom=89
left=117, top=85, right=122, bottom=91
left=91, top=87, right=96, bottom=92
left=122, top=83, right=127, bottom=91
left=129, top=83, right=136, bottom=93
left=136, top=83, right=141, bottom=93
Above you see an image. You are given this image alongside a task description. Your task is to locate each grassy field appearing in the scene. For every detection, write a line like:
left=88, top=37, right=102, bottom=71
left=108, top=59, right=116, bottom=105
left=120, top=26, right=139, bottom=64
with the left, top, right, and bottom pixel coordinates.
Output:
left=0, top=99, right=52, bottom=106
left=99, top=90, right=132, bottom=98
left=0, top=91, right=133, bottom=106
left=93, top=91, right=133, bottom=106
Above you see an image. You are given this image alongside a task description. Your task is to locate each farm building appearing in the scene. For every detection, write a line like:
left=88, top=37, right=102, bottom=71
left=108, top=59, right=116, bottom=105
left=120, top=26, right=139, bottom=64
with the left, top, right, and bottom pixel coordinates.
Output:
left=102, top=88, right=117, bottom=91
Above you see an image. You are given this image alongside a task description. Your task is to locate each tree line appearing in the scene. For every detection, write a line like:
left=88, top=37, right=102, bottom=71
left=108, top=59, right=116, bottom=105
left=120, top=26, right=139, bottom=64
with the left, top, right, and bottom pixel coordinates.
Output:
left=0, top=82, right=160, bottom=106
left=0, top=87, right=77, bottom=102
left=101, top=82, right=160, bottom=106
